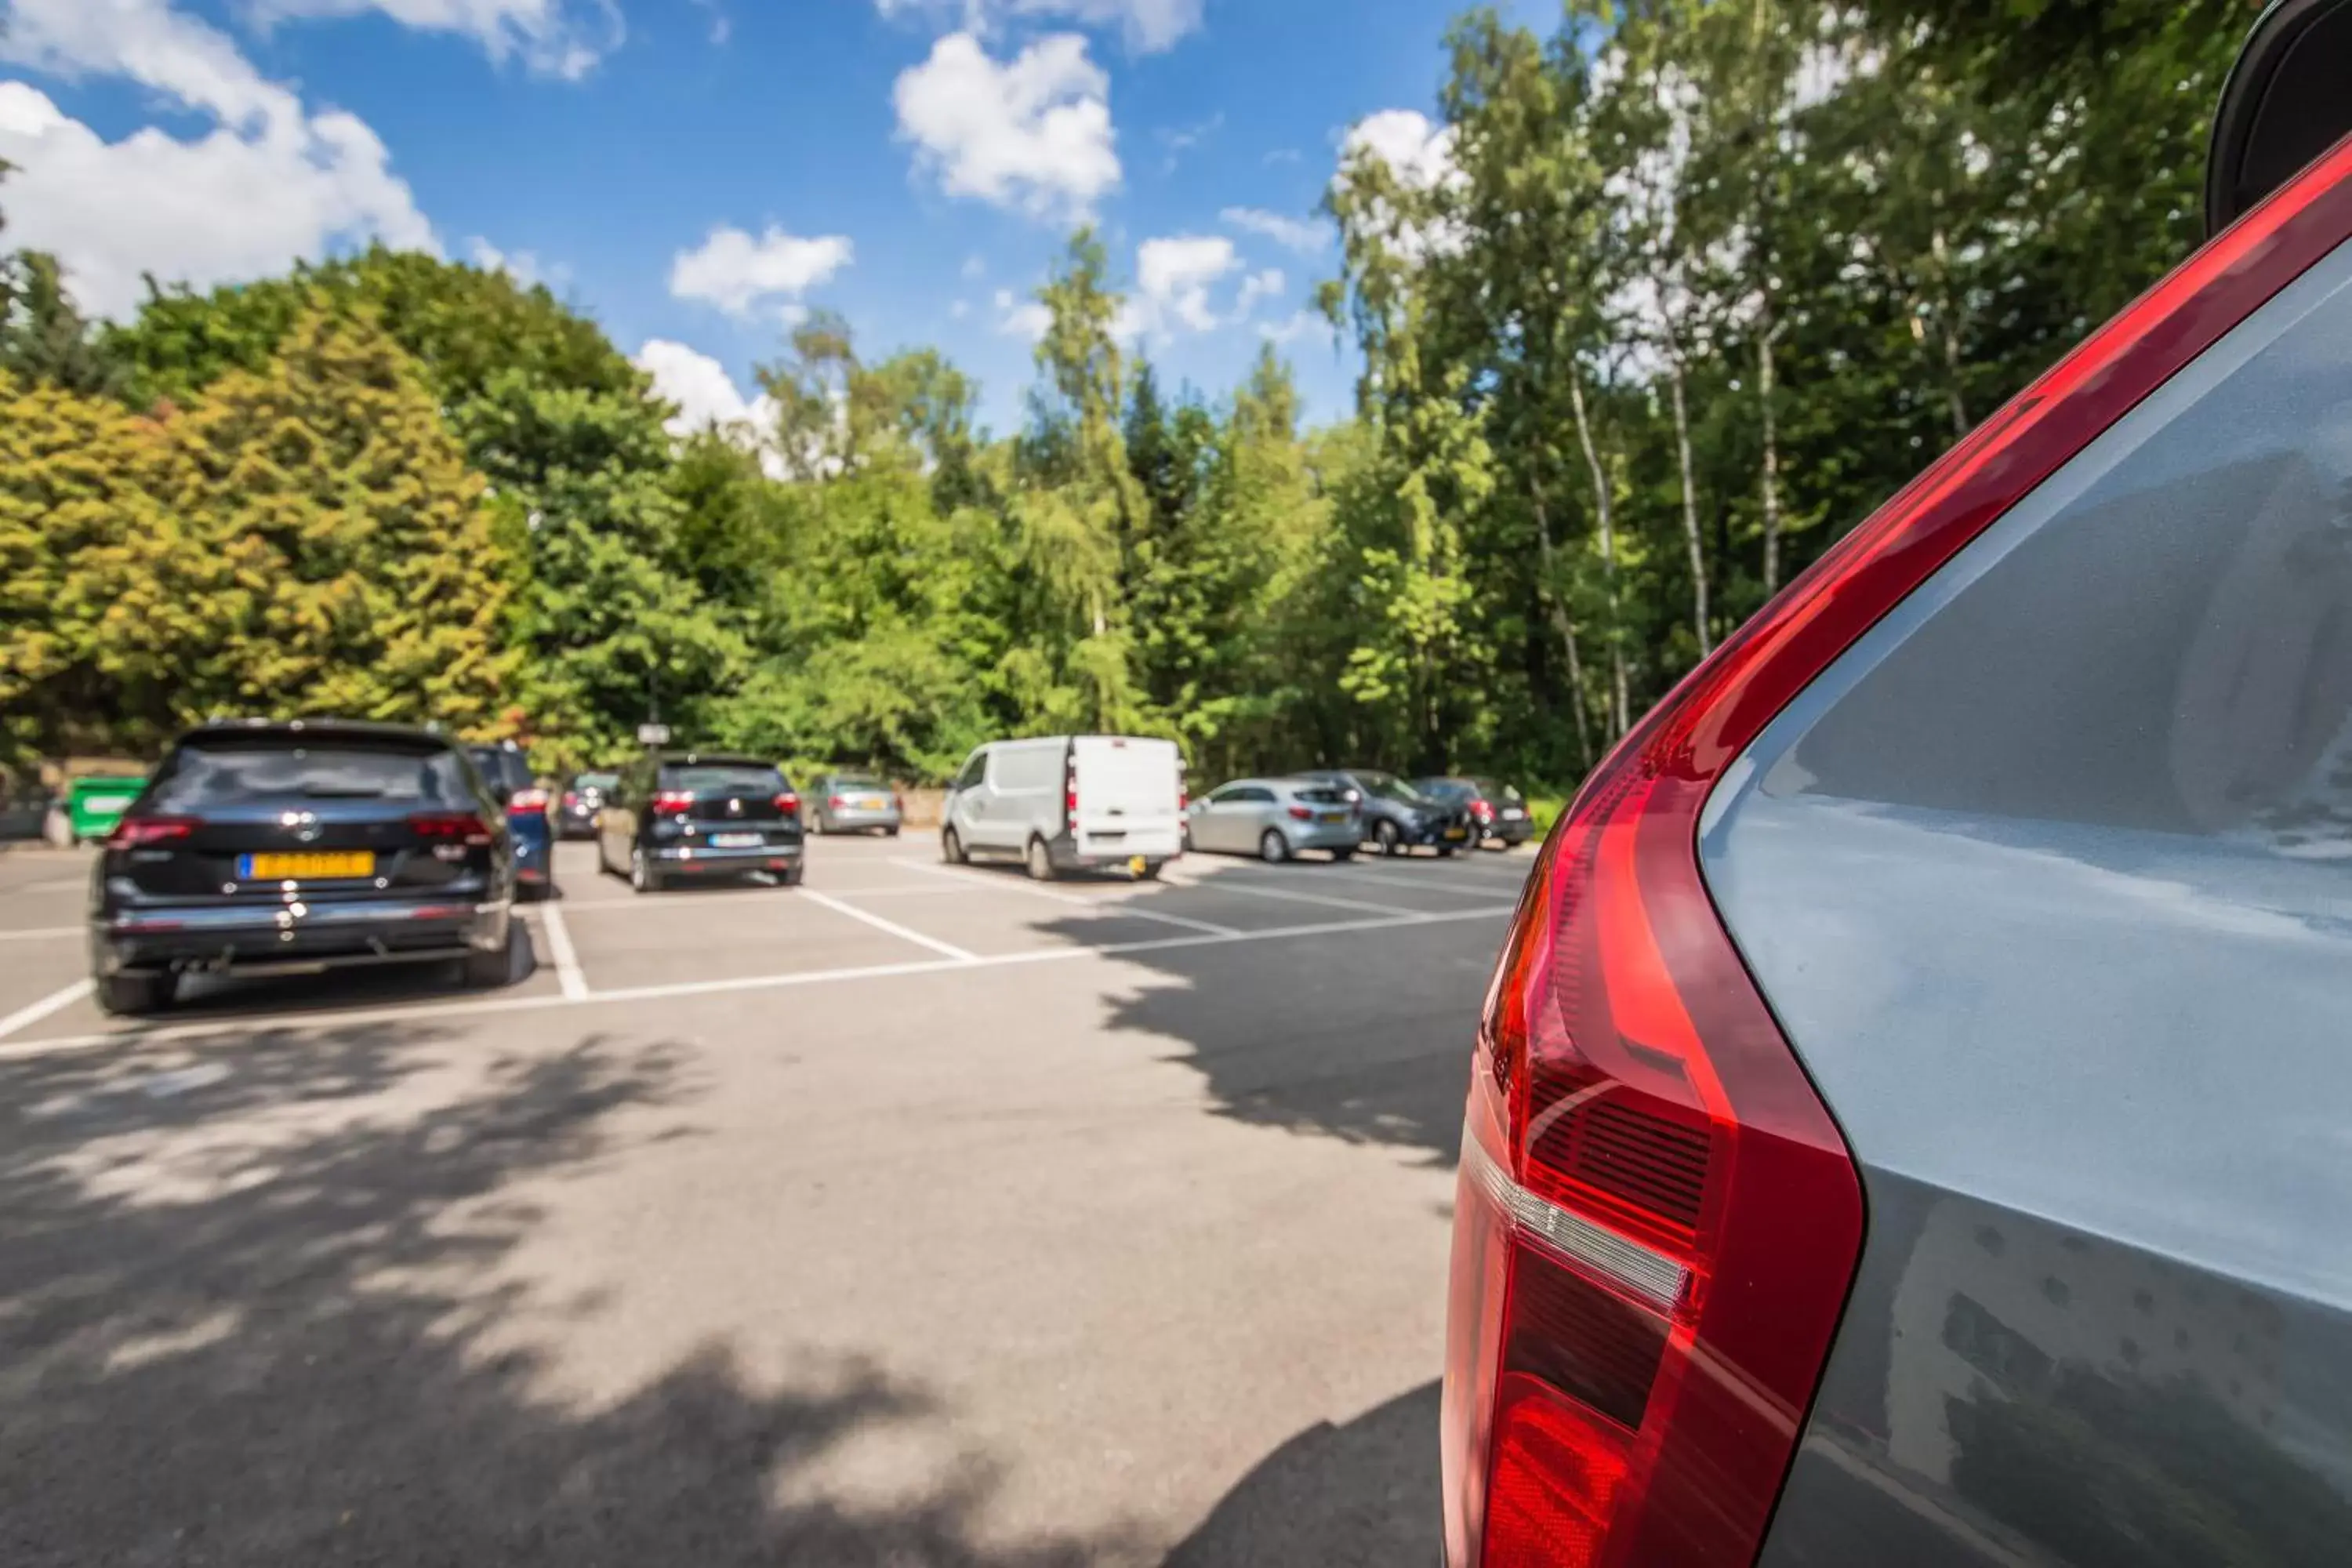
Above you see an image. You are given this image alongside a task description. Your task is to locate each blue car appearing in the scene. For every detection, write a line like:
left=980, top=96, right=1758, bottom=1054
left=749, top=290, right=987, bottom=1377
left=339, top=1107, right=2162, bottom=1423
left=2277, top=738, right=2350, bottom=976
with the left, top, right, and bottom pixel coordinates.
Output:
left=467, top=742, right=554, bottom=901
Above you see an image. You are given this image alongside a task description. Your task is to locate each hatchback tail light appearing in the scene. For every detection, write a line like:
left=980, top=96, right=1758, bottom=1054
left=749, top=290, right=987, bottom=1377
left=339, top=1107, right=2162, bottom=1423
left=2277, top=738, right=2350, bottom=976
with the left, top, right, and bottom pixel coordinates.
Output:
left=828, top=794, right=848, bottom=810
left=510, top=787, right=550, bottom=812
left=1472, top=799, right=1496, bottom=822
left=652, top=789, right=697, bottom=813
left=776, top=792, right=800, bottom=815
left=1287, top=804, right=1313, bottom=821
left=408, top=811, right=493, bottom=847
left=107, top=815, right=197, bottom=848
left=1445, top=131, right=2352, bottom=1568
left=563, top=791, right=580, bottom=810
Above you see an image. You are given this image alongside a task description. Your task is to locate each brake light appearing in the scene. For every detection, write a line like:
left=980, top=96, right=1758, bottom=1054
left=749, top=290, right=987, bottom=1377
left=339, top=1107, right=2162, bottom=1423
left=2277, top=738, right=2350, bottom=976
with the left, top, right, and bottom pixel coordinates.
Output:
left=1472, top=800, right=1495, bottom=822
left=653, top=789, right=696, bottom=813
left=408, top=812, right=492, bottom=847
left=107, top=815, right=196, bottom=848
left=1065, top=758, right=1078, bottom=822
left=510, top=788, right=550, bottom=812
left=776, top=792, right=800, bottom=815
left=828, top=795, right=847, bottom=810
left=1444, top=129, right=2352, bottom=1568
left=563, top=792, right=580, bottom=809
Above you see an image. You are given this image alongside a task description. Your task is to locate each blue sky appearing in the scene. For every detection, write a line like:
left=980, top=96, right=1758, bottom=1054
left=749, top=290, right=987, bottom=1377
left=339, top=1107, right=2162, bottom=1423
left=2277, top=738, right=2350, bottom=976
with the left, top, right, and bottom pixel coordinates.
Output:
left=0, top=0, right=1550, bottom=435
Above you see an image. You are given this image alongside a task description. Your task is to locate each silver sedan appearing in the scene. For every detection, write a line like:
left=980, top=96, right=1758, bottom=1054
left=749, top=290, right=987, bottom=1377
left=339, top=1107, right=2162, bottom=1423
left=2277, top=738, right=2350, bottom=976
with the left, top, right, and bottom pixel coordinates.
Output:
left=808, top=774, right=903, bottom=837
left=1184, top=778, right=1360, bottom=862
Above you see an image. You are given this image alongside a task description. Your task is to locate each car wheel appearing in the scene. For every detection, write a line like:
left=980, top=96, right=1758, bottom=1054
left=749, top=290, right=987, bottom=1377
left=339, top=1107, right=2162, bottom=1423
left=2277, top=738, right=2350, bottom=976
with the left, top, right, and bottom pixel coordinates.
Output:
left=1376, top=820, right=1403, bottom=858
left=1025, top=837, right=1058, bottom=882
left=1436, top=843, right=1457, bottom=858
left=630, top=845, right=659, bottom=894
left=885, top=826, right=900, bottom=838
left=1259, top=829, right=1290, bottom=865
left=1135, top=859, right=1163, bottom=881
left=95, top=971, right=172, bottom=1016
left=778, top=864, right=804, bottom=887
left=942, top=826, right=967, bottom=866
left=464, top=929, right=517, bottom=988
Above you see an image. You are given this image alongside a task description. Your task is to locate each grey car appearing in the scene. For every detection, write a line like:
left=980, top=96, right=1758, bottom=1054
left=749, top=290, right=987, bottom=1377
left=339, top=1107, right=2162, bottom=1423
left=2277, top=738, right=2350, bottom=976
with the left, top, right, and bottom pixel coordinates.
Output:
left=1294, top=768, right=1470, bottom=857
left=808, top=773, right=902, bottom=836
left=1439, top=37, right=2352, bottom=1567
left=1184, top=778, right=1359, bottom=862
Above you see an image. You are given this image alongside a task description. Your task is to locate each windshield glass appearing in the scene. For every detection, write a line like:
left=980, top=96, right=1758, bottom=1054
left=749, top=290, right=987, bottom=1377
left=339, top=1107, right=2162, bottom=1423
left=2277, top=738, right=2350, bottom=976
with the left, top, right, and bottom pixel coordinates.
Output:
left=154, top=743, right=470, bottom=807
left=1354, top=771, right=1421, bottom=804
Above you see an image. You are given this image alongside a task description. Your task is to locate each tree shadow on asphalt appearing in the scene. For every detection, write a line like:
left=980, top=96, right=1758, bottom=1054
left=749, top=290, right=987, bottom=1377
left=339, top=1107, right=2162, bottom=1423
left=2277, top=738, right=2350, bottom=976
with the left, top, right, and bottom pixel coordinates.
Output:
left=1163, top=1381, right=1442, bottom=1567
left=1025, top=868, right=1499, bottom=1171
left=0, top=1025, right=1149, bottom=1566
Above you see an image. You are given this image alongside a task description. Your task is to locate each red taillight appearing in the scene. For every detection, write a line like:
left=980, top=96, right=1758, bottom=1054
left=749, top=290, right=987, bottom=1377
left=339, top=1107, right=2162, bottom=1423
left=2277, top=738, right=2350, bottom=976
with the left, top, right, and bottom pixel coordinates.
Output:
left=1444, top=132, right=2352, bottom=1568
left=776, top=792, right=800, bottom=815
left=827, top=794, right=847, bottom=809
left=408, top=811, right=492, bottom=847
left=510, top=787, right=550, bottom=812
left=563, top=792, right=580, bottom=809
left=652, top=789, right=696, bottom=813
left=107, top=815, right=196, bottom=848
left=1287, top=804, right=1312, bottom=821
left=1472, top=799, right=1495, bottom=822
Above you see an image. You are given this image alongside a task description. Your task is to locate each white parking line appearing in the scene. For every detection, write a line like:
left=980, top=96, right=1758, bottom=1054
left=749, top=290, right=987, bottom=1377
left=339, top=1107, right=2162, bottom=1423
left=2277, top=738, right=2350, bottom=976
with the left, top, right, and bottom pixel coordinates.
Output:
left=891, top=858, right=1240, bottom=936
left=1163, top=877, right=1426, bottom=918
left=799, top=887, right=979, bottom=962
left=0, top=978, right=95, bottom=1044
left=0, top=924, right=81, bottom=941
left=534, top=902, right=590, bottom=1000
left=0, top=902, right=1515, bottom=1058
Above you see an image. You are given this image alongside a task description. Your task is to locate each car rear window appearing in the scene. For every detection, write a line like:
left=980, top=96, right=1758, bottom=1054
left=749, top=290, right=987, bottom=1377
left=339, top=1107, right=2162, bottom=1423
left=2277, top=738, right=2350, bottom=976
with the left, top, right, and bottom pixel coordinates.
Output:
left=661, top=764, right=785, bottom=793
left=573, top=773, right=619, bottom=790
left=832, top=775, right=887, bottom=790
left=1294, top=786, right=1349, bottom=805
left=152, top=742, right=471, bottom=808
left=1475, top=779, right=1523, bottom=804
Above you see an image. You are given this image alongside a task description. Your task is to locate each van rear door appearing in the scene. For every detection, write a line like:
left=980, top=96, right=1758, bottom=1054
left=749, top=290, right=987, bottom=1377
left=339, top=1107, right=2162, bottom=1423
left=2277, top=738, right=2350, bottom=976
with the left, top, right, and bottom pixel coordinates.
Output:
left=1069, top=736, right=1183, bottom=860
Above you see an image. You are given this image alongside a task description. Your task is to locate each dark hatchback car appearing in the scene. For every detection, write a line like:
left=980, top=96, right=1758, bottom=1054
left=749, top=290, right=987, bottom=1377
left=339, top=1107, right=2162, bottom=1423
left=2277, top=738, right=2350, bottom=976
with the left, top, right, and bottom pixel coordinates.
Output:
left=86, top=720, right=517, bottom=1014
left=1441, top=24, right=2352, bottom=1568
left=1411, top=775, right=1534, bottom=848
left=554, top=771, right=618, bottom=840
left=1296, top=768, right=1470, bottom=857
left=597, top=752, right=804, bottom=891
left=466, top=741, right=554, bottom=898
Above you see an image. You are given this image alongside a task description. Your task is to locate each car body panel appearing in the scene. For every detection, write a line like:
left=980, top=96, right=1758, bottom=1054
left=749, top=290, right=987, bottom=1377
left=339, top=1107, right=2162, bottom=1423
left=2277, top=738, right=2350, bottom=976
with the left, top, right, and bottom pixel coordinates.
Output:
left=811, top=775, right=903, bottom=834
left=1295, top=769, right=1470, bottom=851
left=467, top=743, right=554, bottom=892
left=555, top=771, right=618, bottom=840
left=944, top=736, right=1185, bottom=869
left=1704, top=234, right=2352, bottom=1566
left=1411, top=776, right=1534, bottom=847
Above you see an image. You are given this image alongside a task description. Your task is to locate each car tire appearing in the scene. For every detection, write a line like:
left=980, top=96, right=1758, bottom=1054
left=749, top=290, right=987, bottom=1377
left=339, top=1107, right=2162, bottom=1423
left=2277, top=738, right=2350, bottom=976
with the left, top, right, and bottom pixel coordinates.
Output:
left=95, top=971, right=172, bottom=1016
left=942, top=827, right=967, bottom=866
left=1436, top=844, right=1457, bottom=858
left=885, top=826, right=900, bottom=838
left=778, top=864, right=804, bottom=887
left=464, top=929, right=517, bottom=989
left=1026, top=837, right=1058, bottom=882
left=1376, top=820, right=1403, bottom=858
left=1259, top=829, right=1290, bottom=864
left=630, top=845, right=660, bottom=895
left=1135, top=859, right=1163, bottom=881
left=1330, top=848, right=1356, bottom=863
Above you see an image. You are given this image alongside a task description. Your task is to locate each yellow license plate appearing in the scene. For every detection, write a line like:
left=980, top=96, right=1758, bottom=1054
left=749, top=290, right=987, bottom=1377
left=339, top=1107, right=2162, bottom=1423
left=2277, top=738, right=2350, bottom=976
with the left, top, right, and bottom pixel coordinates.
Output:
left=1444, top=827, right=1469, bottom=841
left=241, top=851, right=376, bottom=880
left=858, top=796, right=888, bottom=810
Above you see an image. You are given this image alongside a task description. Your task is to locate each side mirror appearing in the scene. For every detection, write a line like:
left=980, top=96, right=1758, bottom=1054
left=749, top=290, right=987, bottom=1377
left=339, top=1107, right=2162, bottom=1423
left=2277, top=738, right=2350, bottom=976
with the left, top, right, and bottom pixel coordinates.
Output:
left=2207, top=0, right=2352, bottom=236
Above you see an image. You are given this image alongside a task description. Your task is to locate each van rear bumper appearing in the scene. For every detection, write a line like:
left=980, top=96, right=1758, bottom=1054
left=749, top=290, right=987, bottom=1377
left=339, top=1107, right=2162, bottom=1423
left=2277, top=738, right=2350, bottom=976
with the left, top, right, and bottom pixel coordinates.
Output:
left=1057, top=829, right=1181, bottom=867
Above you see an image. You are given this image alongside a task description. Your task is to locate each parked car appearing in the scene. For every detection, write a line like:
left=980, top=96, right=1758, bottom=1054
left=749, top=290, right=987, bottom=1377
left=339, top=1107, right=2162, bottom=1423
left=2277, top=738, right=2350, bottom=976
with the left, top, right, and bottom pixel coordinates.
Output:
left=1439, top=38, right=2352, bottom=1568
left=597, top=751, right=804, bottom=891
left=1185, top=777, right=1359, bottom=862
left=1294, top=768, right=1468, bottom=858
left=942, top=735, right=1184, bottom=880
left=808, top=771, right=904, bottom=836
left=466, top=742, right=554, bottom=900
left=86, top=718, right=517, bottom=1015
left=65, top=771, right=147, bottom=846
left=1410, top=775, right=1534, bottom=849
left=554, top=771, right=618, bottom=840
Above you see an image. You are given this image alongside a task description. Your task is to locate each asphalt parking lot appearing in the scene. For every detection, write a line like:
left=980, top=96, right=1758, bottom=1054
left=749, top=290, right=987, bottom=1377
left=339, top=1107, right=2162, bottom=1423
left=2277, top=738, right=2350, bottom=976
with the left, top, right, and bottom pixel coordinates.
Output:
left=0, top=832, right=1533, bottom=1565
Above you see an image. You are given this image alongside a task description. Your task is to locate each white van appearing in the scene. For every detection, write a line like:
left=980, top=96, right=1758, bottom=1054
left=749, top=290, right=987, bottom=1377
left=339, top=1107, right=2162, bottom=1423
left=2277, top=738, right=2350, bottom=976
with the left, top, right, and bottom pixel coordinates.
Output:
left=941, top=735, right=1185, bottom=880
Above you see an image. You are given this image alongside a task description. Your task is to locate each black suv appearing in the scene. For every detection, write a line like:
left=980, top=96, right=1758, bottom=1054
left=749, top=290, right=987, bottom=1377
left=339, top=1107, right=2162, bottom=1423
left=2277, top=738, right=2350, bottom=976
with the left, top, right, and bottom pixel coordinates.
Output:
left=86, top=719, right=517, bottom=1014
left=1294, top=768, right=1471, bottom=857
left=596, top=752, right=804, bottom=891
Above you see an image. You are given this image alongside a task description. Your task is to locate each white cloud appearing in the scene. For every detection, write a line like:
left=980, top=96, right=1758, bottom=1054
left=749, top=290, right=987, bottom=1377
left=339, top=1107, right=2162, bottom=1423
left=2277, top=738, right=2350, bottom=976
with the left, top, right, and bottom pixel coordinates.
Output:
left=1258, top=307, right=1334, bottom=349
left=1128, top=233, right=1236, bottom=337
left=0, top=80, right=434, bottom=319
left=1219, top=206, right=1327, bottom=254
left=634, top=338, right=789, bottom=477
left=892, top=31, right=1120, bottom=220
left=993, top=286, right=1052, bottom=340
left=468, top=235, right=561, bottom=290
left=873, top=0, right=1203, bottom=54
left=239, top=0, right=623, bottom=79
left=1234, top=266, right=1283, bottom=318
left=3, top=0, right=303, bottom=133
left=1344, top=107, right=1458, bottom=191
left=960, top=252, right=987, bottom=279
left=669, top=223, right=854, bottom=318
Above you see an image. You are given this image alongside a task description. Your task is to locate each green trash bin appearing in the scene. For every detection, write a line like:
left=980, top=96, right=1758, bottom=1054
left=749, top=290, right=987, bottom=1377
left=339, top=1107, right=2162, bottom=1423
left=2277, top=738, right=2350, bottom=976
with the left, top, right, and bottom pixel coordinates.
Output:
left=66, top=775, right=146, bottom=845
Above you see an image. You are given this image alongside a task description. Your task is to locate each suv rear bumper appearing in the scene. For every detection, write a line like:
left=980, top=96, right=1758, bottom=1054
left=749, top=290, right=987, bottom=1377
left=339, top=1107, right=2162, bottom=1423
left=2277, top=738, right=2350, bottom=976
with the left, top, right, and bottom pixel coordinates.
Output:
left=651, top=842, right=804, bottom=877
left=93, top=896, right=510, bottom=977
